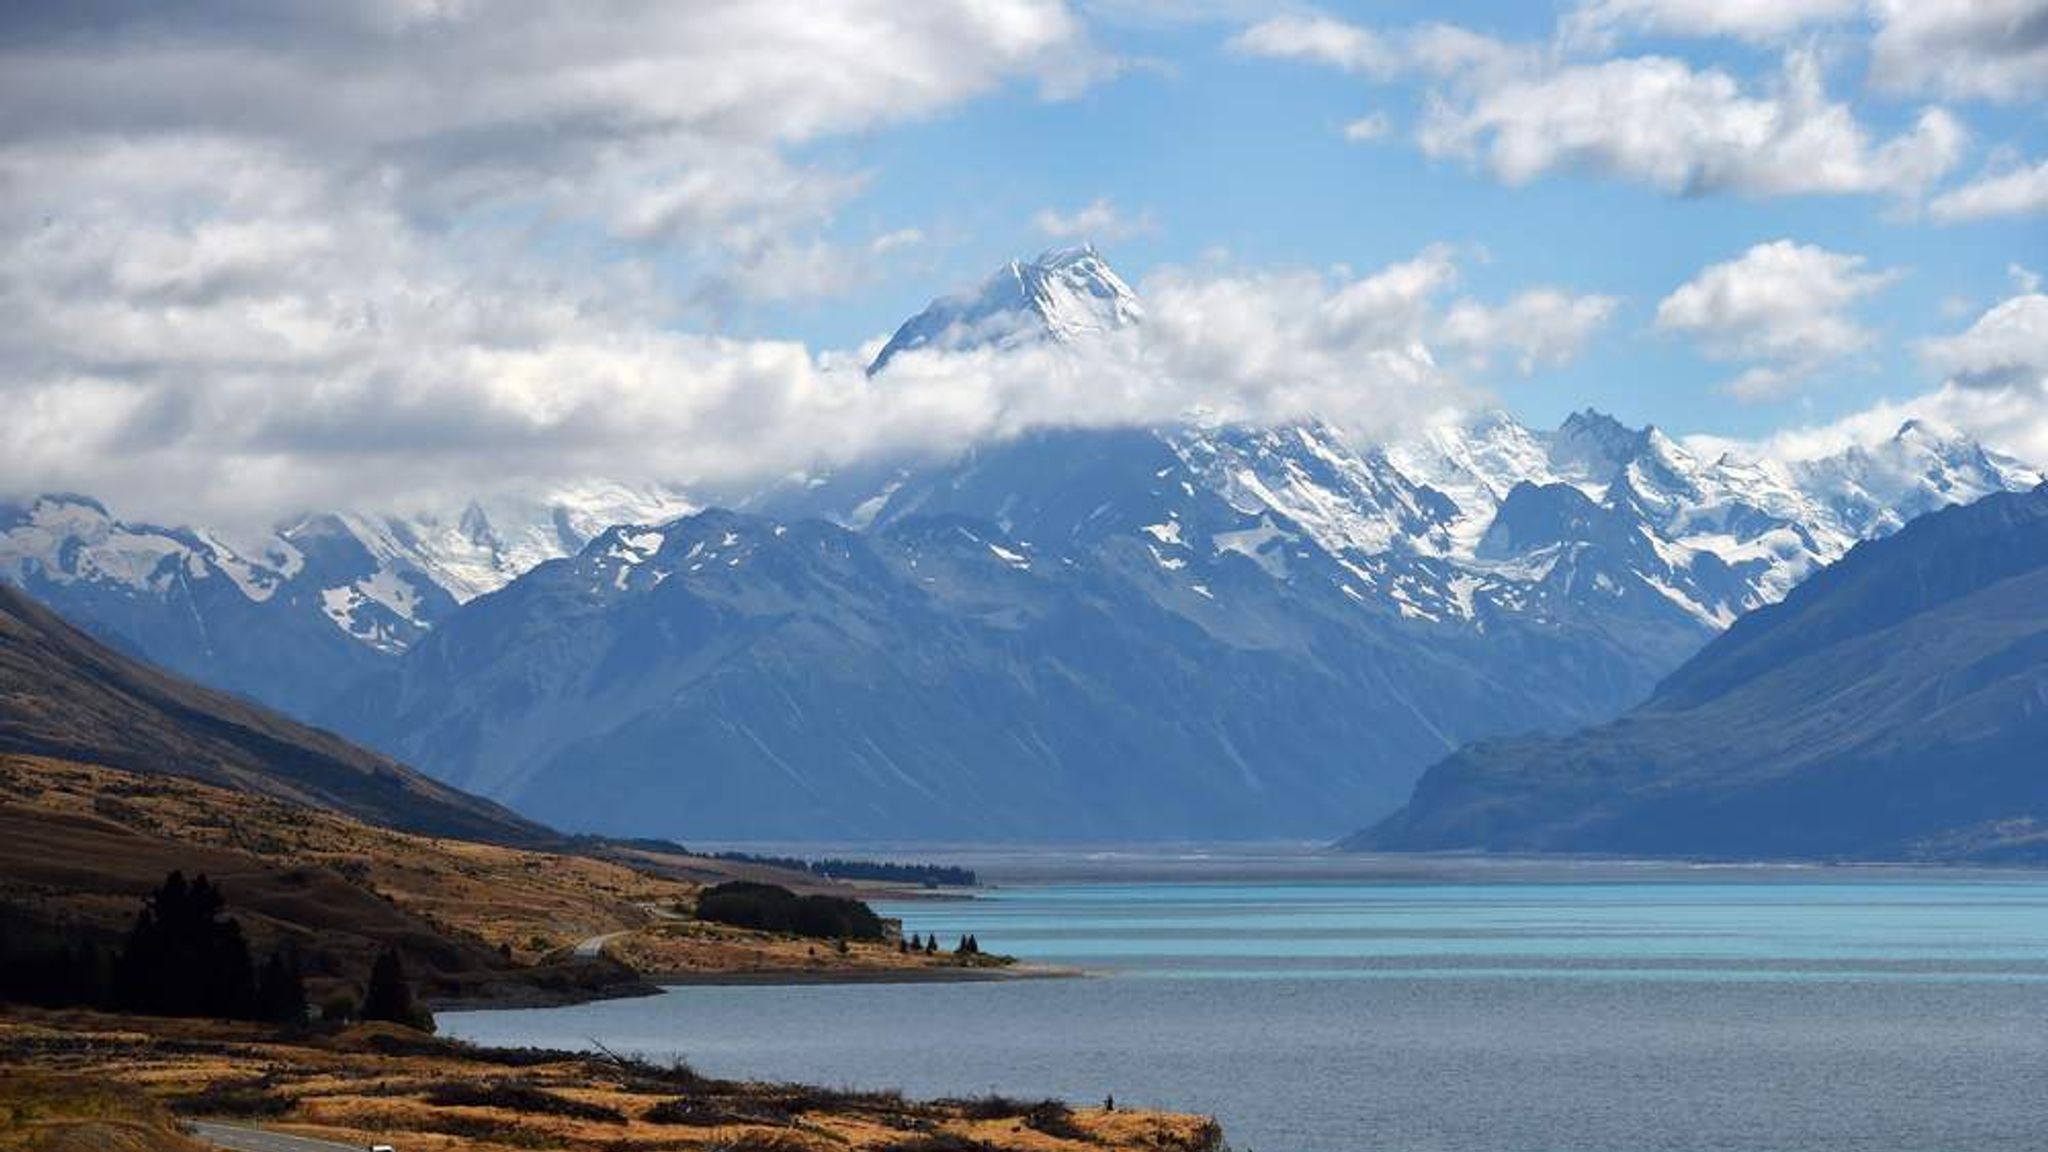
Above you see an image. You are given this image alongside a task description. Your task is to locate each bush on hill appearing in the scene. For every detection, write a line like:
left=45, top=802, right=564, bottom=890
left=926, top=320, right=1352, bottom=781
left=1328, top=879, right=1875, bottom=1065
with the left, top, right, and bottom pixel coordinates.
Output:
left=692, top=882, right=884, bottom=941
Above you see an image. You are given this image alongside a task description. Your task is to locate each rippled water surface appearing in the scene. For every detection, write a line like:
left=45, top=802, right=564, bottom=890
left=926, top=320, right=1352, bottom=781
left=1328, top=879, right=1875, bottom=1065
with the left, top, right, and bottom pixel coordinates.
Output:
left=444, top=854, right=2048, bottom=1151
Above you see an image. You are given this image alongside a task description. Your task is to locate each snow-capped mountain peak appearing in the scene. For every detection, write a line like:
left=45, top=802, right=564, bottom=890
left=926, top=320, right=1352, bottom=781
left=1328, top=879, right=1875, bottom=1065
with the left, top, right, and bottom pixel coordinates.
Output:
left=867, top=242, right=1142, bottom=375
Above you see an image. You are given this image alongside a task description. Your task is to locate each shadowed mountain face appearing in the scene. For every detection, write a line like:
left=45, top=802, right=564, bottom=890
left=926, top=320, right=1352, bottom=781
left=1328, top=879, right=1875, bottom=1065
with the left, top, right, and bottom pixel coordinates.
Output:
left=326, top=433, right=1707, bottom=841
left=5, top=250, right=2042, bottom=842
left=1352, top=485, right=2048, bottom=862
left=0, top=487, right=694, bottom=719
left=0, top=581, right=550, bottom=847
left=317, top=252, right=2038, bottom=842
left=7, top=254, right=2034, bottom=741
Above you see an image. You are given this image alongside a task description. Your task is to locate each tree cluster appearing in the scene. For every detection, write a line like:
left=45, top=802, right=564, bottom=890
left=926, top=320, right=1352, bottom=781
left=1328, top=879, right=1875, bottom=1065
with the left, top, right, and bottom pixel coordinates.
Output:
left=0, top=871, right=426, bottom=1032
left=711, top=852, right=977, bottom=887
left=110, top=871, right=283, bottom=1019
left=361, top=946, right=434, bottom=1032
left=692, top=882, right=885, bottom=941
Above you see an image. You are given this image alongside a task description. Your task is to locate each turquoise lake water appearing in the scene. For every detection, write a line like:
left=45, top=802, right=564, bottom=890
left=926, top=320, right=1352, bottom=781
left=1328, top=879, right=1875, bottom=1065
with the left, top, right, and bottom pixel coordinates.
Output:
left=443, top=858, right=2048, bottom=1151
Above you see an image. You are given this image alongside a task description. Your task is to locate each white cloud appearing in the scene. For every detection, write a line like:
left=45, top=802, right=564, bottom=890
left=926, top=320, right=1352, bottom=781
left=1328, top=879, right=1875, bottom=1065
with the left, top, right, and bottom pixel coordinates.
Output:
left=1705, top=287, right=2048, bottom=467
left=0, top=195, right=1606, bottom=527
left=1232, top=13, right=1966, bottom=200
left=1438, top=289, right=1620, bottom=374
left=1870, top=0, right=2048, bottom=104
left=1929, top=158, right=2048, bottom=222
left=1229, top=14, right=1403, bottom=77
left=1343, top=112, right=1393, bottom=142
left=1655, top=240, right=1900, bottom=400
left=877, top=245, right=1613, bottom=439
left=1033, top=198, right=1158, bottom=241
left=1419, top=50, right=1965, bottom=198
left=869, top=229, right=927, bottom=255
left=875, top=248, right=1499, bottom=447
left=0, top=1, right=1104, bottom=319
left=1562, top=0, right=1859, bottom=49
left=1924, top=290, right=2048, bottom=391
left=0, top=2, right=1134, bottom=525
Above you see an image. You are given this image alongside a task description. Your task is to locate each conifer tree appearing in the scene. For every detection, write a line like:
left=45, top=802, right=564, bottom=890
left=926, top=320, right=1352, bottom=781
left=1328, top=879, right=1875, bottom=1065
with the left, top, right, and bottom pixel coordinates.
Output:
left=255, top=944, right=309, bottom=1024
left=362, top=946, right=434, bottom=1033
left=113, top=872, right=256, bottom=1019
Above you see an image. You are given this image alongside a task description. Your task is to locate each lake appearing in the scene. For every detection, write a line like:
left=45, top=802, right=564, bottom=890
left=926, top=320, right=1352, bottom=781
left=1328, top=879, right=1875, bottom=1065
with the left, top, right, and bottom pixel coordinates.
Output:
left=442, top=851, right=2048, bottom=1151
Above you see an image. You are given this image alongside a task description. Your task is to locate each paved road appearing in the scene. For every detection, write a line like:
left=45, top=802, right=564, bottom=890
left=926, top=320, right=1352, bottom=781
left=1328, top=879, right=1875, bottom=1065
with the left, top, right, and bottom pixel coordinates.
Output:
left=188, top=1120, right=368, bottom=1152
left=573, top=928, right=630, bottom=958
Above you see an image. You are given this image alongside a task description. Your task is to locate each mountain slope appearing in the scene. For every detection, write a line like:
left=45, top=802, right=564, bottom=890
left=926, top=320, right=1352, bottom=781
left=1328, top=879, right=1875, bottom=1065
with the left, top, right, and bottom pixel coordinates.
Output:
left=7, top=252, right=2035, bottom=738
left=1351, top=485, right=2048, bottom=861
left=867, top=243, right=1141, bottom=375
left=323, top=249, right=2039, bottom=841
left=0, top=486, right=693, bottom=718
left=328, top=433, right=1708, bottom=840
left=8, top=248, right=2042, bottom=842
left=0, top=580, right=550, bottom=846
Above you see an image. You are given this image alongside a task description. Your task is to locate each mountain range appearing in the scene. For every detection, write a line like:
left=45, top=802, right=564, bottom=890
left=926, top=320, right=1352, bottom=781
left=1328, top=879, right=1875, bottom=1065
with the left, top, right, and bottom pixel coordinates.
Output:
left=3, top=246, right=2040, bottom=839
left=1352, top=483, right=2048, bottom=861
left=0, top=485, right=691, bottom=716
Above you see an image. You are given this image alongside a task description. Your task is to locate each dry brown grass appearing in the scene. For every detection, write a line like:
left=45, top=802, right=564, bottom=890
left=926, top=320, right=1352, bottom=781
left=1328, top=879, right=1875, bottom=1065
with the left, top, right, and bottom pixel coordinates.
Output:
left=609, top=919, right=1014, bottom=980
left=0, top=755, right=686, bottom=961
left=0, top=1070, right=208, bottom=1152
left=0, top=1010, right=1225, bottom=1152
left=0, top=757, right=1009, bottom=999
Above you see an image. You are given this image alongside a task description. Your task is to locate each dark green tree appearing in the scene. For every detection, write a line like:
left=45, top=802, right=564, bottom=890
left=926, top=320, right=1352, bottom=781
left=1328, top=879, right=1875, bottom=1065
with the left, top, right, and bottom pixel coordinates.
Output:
left=0, top=912, right=115, bottom=1009
left=254, top=944, right=309, bottom=1024
left=112, top=872, right=256, bottom=1019
left=361, top=946, right=434, bottom=1033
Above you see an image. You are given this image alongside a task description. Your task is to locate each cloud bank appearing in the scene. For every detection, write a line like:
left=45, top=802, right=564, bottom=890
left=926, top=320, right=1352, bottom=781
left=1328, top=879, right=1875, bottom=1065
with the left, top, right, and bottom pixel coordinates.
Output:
left=1234, top=10, right=1980, bottom=200
left=1655, top=240, right=1900, bottom=401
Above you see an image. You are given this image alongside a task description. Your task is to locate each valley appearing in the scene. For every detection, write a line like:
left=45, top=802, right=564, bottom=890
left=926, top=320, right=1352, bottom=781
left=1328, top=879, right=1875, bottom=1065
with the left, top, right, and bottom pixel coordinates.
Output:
left=7, top=4, right=2046, bottom=1151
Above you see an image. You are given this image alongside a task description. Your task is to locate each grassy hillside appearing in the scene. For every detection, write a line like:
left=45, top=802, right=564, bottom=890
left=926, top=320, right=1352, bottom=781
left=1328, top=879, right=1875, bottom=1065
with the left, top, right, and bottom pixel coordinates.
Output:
left=0, top=1073, right=207, bottom=1152
left=1, top=757, right=1011, bottom=1002
left=0, top=583, right=546, bottom=847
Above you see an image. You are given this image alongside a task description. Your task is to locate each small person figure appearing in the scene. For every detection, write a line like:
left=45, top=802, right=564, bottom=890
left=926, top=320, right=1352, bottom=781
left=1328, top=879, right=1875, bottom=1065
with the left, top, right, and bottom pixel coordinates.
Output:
left=1104, top=1094, right=1115, bottom=1112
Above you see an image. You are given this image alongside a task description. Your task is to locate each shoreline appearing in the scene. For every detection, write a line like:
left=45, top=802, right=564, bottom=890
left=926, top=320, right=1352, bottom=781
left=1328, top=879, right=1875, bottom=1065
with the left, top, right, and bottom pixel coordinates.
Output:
left=644, top=960, right=1081, bottom=987
left=0, top=1007, right=1223, bottom=1152
left=436, top=960, right=1082, bottom=1008
left=430, top=957, right=1079, bottom=1011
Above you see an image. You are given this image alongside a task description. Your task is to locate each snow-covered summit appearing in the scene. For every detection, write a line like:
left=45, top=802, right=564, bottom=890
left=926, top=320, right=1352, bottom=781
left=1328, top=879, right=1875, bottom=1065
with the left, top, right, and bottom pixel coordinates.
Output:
left=866, top=242, right=1142, bottom=375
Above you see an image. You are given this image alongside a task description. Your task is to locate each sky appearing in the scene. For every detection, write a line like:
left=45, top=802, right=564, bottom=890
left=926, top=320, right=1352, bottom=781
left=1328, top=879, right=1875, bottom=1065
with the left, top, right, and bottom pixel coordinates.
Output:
left=0, top=0, right=2042, bottom=527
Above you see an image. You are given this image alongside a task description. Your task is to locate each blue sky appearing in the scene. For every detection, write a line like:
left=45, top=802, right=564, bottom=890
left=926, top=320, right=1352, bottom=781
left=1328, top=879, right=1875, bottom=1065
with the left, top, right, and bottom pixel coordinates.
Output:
left=763, top=2, right=2042, bottom=443
left=0, top=1, right=2040, bottom=523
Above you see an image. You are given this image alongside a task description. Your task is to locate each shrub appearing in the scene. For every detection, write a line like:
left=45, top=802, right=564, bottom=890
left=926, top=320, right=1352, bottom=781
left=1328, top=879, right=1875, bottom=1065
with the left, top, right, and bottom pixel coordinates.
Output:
left=642, top=1097, right=771, bottom=1127
left=876, top=1136, right=986, bottom=1152
left=319, top=990, right=357, bottom=1023
left=424, top=1080, right=623, bottom=1123
left=692, top=882, right=884, bottom=941
left=361, top=947, right=435, bottom=1033
left=167, top=1077, right=292, bottom=1118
